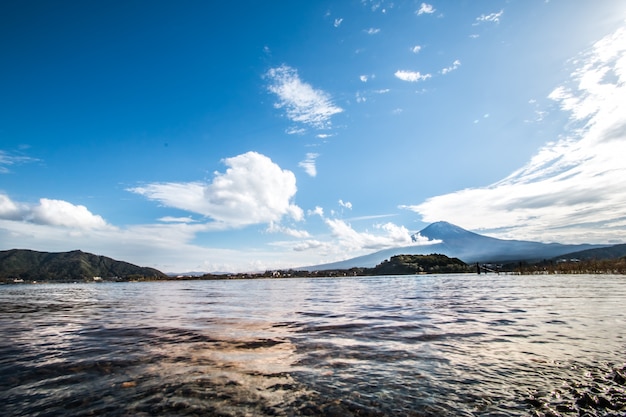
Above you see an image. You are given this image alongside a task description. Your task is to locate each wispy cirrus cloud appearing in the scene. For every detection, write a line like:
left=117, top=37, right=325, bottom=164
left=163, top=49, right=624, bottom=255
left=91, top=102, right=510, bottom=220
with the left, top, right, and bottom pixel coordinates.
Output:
left=0, top=150, right=38, bottom=173
left=130, top=151, right=303, bottom=228
left=266, top=65, right=343, bottom=129
left=402, top=25, right=626, bottom=244
left=394, top=70, right=432, bottom=82
left=475, top=10, right=503, bottom=25
left=299, top=152, right=319, bottom=177
left=158, top=216, right=197, bottom=223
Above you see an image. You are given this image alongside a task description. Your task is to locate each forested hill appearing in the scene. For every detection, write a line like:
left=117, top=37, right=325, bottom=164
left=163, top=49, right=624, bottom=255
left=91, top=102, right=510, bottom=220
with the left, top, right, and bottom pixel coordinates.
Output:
left=366, top=254, right=471, bottom=275
left=0, top=249, right=167, bottom=282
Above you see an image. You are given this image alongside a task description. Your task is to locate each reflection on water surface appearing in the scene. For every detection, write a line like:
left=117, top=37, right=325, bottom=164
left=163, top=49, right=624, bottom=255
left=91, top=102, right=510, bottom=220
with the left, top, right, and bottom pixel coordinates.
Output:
left=1, top=274, right=625, bottom=416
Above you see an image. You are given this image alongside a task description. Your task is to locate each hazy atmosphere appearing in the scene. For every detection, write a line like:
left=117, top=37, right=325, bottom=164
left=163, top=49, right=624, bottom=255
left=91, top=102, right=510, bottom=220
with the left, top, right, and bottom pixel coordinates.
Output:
left=1, top=1, right=625, bottom=273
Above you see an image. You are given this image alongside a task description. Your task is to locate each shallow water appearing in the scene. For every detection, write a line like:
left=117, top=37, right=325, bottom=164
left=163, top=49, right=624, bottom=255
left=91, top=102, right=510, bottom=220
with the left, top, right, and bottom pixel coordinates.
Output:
left=0, top=274, right=625, bottom=416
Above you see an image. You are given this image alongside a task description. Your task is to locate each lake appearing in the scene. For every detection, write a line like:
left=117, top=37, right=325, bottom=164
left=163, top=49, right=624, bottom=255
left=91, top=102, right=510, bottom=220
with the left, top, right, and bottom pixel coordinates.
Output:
left=1, top=274, right=625, bottom=416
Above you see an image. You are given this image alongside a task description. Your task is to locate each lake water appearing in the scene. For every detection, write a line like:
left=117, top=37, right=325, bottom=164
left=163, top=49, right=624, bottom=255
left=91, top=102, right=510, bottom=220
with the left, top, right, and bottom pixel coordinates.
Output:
left=1, top=274, right=625, bottom=416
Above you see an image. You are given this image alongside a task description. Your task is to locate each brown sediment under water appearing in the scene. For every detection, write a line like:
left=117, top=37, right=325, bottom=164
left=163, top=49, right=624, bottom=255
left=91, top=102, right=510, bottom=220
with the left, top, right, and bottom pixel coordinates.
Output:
left=0, top=274, right=625, bottom=416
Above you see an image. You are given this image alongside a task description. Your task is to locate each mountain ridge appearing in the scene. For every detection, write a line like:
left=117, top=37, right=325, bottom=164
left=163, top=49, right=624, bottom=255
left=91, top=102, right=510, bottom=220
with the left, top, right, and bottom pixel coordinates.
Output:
left=302, top=221, right=609, bottom=271
left=0, top=249, right=167, bottom=282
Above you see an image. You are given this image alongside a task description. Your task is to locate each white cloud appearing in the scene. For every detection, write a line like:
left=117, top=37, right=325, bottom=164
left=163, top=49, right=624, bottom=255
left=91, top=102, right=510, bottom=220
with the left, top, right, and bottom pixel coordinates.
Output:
left=475, top=10, right=503, bottom=24
left=411, top=45, right=422, bottom=54
left=366, top=28, right=381, bottom=35
left=292, top=239, right=328, bottom=252
left=0, top=150, right=38, bottom=173
left=416, top=3, right=435, bottom=15
left=0, top=193, right=25, bottom=220
left=441, top=59, right=461, bottom=74
left=361, top=0, right=393, bottom=14
left=0, top=193, right=109, bottom=230
left=158, top=216, right=197, bottom=223
left=0, top=190, right=316, bottom=273
left=325, top=218, right=417, bottom=251
left=266, top=65, right=343, bottom=129
left=30, top=198, right=109, bottom=229
left=285, top=126, right=306, bottom=135
left=0, top=216, right=308, bottom=273
left=339, top=199, right=353, bottom=209
left=301, top=203, right=438, bottom=257
left=360, top=75, right=369, bottom=82
left=403, top=25, right=626, bottom=244
left=299, top=152, right=319, bottom=177
left=130, top=151, right=303, bottom=228
left=394, top=70, right=432, bottom=82
left=308, top=206, right=324, bottom=217
left=334, top=18, right=343, bottom=28
left=267, top=222, right=311, bottom=238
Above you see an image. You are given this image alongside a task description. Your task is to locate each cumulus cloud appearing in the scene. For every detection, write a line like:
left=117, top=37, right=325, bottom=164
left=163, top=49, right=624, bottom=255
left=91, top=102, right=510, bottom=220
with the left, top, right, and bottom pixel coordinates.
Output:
left=0, top=193, right=110, bottom=229
left=325, top=218, right=417, bottom=251
left=299, top=153, right=319, bottom=177
left=130, top=151, right=303, bottom=228
left=308, top=206, right=324, bottom=217
left=411, top=45, right=422, bottom=54
left=299, top=202, right=437, bottom=256
left=266, top=65, right=343, bottom=129
left=441, top=59, right=461, bottom=74
left=416, top=3, right=435, bottom=15
left=394, top=70, right=432, bottom=82
left=402, top=25, right=626, bottom=244
left=0, top=193, right=25, bottom=220
left=475, top=10, right=503, bottom=24
left=30, top=199, right=109, bottom=229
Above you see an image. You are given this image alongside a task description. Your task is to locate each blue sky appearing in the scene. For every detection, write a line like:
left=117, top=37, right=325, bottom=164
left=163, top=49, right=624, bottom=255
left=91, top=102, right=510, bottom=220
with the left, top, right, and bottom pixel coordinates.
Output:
left=1, top=1, right=625, bottom=272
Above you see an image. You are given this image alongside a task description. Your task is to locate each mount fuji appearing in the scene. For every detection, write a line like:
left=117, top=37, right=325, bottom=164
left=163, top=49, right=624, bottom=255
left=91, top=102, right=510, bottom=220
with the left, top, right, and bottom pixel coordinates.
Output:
left=302, top=221, right=606, bottom=271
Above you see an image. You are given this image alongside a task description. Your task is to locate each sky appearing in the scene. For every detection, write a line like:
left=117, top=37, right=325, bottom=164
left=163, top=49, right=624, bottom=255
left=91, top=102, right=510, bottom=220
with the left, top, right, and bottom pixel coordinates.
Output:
left=1, top=1, right=626, bottom=273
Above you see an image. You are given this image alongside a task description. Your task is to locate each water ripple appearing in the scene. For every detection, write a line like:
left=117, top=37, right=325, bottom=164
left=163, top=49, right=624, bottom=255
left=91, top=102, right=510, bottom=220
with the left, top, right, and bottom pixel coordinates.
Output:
left=1, top=274, right=625, bottom=416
